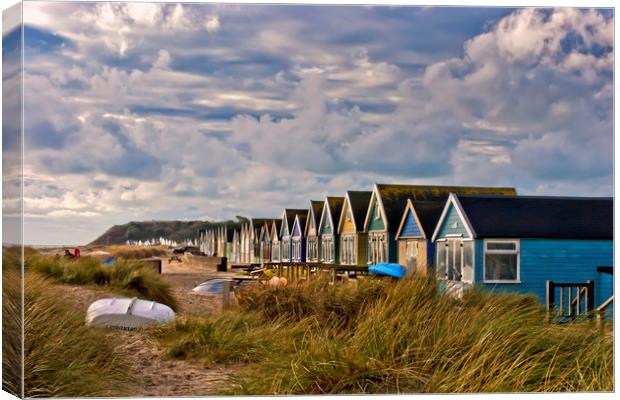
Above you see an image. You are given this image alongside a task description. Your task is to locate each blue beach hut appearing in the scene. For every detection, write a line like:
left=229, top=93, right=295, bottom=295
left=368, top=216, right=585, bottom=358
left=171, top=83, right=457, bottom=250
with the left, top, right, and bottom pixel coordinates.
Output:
left=431, top=194, right=613, bottom=309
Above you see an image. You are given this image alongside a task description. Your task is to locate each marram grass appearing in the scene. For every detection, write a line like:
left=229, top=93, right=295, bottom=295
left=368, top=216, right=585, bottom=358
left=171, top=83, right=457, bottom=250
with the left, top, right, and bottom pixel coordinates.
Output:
left=2, top=249, right=133, bottom=397
left=156, top=274, right=613, bottom=394
left=106, top=245, right=167, bottom=260
left=26, top=252, right=177, bottom=310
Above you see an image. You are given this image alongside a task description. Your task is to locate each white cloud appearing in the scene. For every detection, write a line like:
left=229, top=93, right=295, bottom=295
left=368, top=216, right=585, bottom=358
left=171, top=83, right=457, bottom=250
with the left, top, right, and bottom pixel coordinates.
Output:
left=204, top=15, right=221, bottom=33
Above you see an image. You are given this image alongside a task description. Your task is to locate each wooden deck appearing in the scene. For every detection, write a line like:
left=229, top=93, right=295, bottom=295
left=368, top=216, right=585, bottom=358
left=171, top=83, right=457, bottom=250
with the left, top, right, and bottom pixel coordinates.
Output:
left=230, top=261, right=369, bottom=282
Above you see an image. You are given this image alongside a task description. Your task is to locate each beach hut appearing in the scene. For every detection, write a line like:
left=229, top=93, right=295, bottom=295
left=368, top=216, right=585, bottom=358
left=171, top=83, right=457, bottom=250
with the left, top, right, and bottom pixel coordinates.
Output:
left=363, top=184, right=517, bottom=265
left=270, top=219, right=283, bottom=262
left=318, top=197, right=345, bottom=264
left=197, top=229, right=206, bottom=254
left=225, top=226, right=235, bottom=260
left=291, top=213, right=308, bottom=262
left=250, top=219, right=271, bottom=264
left=259, top=220, right=272, bottom=265
left=395, top=200, right=446, bottom=275
left=239, top=219, right=271, bottom=264
left=431, top=194, right=613, bottom=307
left=231, top=229, right=241, bottom=263
left=305, top=200, right=324, bottom=263
left=337, top=191, right=372, bottom=266
left=280, top=209, right=307, bottom=262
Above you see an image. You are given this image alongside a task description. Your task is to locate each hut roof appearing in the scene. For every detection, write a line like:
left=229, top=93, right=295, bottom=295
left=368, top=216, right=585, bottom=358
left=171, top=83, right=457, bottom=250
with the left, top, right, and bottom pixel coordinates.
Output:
left=346, top=191, right=372, bottom=231
left=452, top=195, right=613, bottom=239
left=293, top=213, right=308, bottom=237
left=324, top=197, right=345, bottom=231
left=283, top=209, right=307, bottom=233
left=374, top=184, right=517, bottom=233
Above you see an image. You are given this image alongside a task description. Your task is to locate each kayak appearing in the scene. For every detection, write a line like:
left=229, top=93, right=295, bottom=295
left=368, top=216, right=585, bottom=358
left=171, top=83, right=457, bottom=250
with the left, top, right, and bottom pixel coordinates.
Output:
left=369, top=263, right=407, bottom=279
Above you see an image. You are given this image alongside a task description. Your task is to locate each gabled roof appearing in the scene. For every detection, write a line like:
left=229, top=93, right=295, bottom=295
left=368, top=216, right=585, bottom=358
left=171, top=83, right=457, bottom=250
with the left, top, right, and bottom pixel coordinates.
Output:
left=281, top=209, right=307, bottom=237
left=305, top=200, right=325, bottom=237
left=365, top=184, right=517, bottom=233
left=319, top=197, right=345, bottom=234
left=396, top=200, right=446, bottom=239
left=433, top=194, right=613, bottom=240
left=292, top=213, right=308, bottom=238
left=271, top=219, right=282, bottom=241
left=338, top=191, right=372, bottom=233
left=249, top=218, right=273, bottom=239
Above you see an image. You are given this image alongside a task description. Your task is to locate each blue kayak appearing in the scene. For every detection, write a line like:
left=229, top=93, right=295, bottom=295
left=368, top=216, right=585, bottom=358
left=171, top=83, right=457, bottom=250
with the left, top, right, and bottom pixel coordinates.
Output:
left=369, top=263, right=407, bottom=279
left=103, top=257, right=116, bottom=265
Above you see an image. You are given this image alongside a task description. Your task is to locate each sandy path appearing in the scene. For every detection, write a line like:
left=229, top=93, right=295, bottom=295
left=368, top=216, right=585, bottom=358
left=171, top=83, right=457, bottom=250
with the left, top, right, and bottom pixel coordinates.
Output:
left=48, top=257, right=247, bottom=396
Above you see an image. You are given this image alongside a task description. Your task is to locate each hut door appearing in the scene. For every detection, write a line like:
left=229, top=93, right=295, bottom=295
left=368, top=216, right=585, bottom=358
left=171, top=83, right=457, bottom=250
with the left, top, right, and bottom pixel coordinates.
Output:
left=406, top=240, right=417, bottom=273
left=444, top=239, right=474, bottom=283
left=445, top=239, right=462, bottom=282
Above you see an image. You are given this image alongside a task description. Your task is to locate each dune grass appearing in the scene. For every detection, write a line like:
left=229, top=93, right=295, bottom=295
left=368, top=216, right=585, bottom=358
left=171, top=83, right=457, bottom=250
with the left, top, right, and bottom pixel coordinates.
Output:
left=107, top=245, right=167, bottom=260
left=26, top=251, right=177, bottom=310
left=2, top=248, right=133, bottom=397
left=2, top=248, right=23, bottom=397
left=155, top=274, right=613, bottom=394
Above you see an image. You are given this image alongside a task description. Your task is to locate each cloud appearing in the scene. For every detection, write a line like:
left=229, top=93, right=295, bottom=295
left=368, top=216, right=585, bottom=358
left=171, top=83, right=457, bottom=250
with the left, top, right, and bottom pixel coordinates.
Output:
left=205, top=15, right=221, bottom=33
left=18, top=5, right=613, bottom=245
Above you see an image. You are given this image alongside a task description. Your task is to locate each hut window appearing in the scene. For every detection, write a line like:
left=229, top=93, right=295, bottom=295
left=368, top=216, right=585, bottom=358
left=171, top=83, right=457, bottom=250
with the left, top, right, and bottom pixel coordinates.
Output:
left=484, top=240, right=520, bottom=282
left=436, top=241, right=447, bottom=278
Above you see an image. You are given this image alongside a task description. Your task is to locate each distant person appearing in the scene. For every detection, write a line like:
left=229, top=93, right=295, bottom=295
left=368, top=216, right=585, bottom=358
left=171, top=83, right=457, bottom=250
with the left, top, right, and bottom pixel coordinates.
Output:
left=64, top=249, right=75, bottom=259
left=73, top=247, right=81, bottom=258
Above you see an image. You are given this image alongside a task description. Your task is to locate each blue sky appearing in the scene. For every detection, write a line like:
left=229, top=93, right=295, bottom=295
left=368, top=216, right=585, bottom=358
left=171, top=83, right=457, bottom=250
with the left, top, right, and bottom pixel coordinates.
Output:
left=15, top=3, right=614, bottom=245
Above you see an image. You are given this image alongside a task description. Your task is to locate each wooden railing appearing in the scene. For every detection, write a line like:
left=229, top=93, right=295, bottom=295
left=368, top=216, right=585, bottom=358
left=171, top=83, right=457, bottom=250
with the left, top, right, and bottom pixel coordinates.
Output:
left=546, top=280, right=594, bottom=322
left=597, top=295, right=614, bottom=330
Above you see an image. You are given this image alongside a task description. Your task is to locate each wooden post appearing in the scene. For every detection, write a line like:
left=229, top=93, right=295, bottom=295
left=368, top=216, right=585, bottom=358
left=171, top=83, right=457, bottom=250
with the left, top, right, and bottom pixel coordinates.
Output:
left=278, top=263, right=282, bottom=277
left=306, top=265, right=311, bottom=281
left=576, top=286, right=581, bottom=317
left=598, top=310, right=606, bottom=332
left=585, top=280, right=595, bottom=317
left=332, top=266, right=338, bottom=283
left=222, top=280, right=232, bottom=310
left=567, top=287, right=573, bottom=318
left=559, top=287, right=564, bottom=317
left=546, top=280, right=555, bottom=323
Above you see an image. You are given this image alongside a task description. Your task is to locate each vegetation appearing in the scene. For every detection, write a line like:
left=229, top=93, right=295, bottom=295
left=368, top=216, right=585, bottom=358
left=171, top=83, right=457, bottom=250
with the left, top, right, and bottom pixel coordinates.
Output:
left=26, top=252, right=177, bottom=310
left=155, top=274, right=613, bottom=394
left=107, top=245, right=167, bottom=260
left=2, top=248, right=23, bottom=397
left=89, top=217, right=248, bottom=245
left=3, top=248, right=133, bottom=397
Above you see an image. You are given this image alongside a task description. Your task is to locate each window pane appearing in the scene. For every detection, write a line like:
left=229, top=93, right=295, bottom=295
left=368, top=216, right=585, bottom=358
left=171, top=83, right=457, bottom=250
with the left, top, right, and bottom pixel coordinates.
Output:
left=463, top=241, right=473, bottom=269
left=485, top=254, right=517, bottom=280
left=436, top=243, right=447, bottom=278
left=487, top=242, right=516, bottom=251
left=453, top=241, right=462, bottom=278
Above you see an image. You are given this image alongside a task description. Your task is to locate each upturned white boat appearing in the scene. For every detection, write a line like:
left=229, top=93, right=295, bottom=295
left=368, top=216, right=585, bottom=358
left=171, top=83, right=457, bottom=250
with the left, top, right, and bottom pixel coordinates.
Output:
left=85, top=297, right=175, bottom=329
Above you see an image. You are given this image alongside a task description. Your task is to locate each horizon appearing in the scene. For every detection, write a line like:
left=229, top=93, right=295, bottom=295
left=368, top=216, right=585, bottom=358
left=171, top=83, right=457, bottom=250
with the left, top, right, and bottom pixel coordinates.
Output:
left=3, top=3, right=614, bottom=245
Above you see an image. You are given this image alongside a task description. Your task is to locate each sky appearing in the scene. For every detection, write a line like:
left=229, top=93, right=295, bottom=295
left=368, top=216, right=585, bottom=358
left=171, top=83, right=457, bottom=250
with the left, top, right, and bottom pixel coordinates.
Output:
left=9, top=2, right=615, bottom=245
